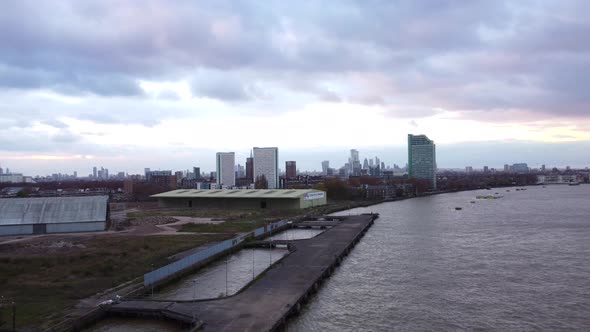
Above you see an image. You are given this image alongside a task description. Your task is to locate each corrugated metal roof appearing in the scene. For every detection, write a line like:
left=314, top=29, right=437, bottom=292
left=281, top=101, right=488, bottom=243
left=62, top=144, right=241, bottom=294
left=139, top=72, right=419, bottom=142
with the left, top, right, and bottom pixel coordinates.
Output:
left=152, top=189, right=324, bottom=199
left=0, top=196, right=108, bottom=226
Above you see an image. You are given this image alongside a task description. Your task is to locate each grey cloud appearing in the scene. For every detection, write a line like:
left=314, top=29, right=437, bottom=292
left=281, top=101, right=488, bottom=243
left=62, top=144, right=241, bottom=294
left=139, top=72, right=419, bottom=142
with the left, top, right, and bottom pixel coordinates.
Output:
left=0, top=129, right=78, bottom=153
left=0, top=65, right=143, bottom=97
left=191, top=76, right=250, bottom=101
left=0, top=0, right=588, bottom=119
left=190, top=69, right=279, bottom=102
left=0, top=119, right=33, bottom=129
left=0, top=90, right=194, bottom=128
left=52, top=130, right=82, bottom=143
left=317, top=90, right=342, bottom=103
left=41, top=119, right=68, bottom=129
left=53, top=75, right=144, bottom=97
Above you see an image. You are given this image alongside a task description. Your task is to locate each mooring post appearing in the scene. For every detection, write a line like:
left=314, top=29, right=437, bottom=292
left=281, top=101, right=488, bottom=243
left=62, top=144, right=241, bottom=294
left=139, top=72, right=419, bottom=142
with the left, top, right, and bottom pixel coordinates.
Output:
left=252, top=248, right=255, bottom=281
left=225, top=255, right=229, bottom=296
left=12, top=302, right=15, bottom=332
left=192, top=279, right=197, bottom=300
left=150, top=264, right=154, bottom=298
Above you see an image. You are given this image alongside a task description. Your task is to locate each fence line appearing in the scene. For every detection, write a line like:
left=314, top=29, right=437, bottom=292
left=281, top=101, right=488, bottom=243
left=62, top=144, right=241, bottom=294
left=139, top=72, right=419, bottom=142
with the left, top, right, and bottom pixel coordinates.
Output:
left=144, top=220, right=288, bottom=286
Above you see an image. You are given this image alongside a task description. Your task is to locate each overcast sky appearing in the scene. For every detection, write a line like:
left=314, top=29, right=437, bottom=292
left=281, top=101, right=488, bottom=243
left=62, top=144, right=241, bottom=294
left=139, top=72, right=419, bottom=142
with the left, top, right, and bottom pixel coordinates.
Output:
left=1, top=0, right=589, bottom=176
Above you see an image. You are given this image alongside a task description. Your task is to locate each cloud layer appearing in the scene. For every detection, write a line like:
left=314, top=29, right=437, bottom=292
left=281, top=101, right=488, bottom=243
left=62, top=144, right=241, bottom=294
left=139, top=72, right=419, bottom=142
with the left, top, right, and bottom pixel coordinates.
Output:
left=1, top=0, right=589, bottom=173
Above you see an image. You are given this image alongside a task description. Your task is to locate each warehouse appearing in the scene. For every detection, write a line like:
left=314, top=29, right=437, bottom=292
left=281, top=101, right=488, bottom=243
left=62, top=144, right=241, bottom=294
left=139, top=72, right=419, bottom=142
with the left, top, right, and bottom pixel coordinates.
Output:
left=152, top=189, right=327, bottom=210
left=0, top=196, right=109, bottom=236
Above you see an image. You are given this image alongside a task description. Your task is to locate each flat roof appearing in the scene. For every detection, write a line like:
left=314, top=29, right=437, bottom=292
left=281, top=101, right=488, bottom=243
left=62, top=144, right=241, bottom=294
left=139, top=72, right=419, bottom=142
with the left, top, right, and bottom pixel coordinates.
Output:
left=0, top=196, right=109, bottom=226
left=152, top=189, right=325, bottom=199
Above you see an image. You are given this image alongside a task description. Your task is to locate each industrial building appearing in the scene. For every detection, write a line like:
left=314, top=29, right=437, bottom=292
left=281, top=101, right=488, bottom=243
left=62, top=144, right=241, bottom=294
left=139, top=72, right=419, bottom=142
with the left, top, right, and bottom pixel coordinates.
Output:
left=152, top=189, right=327, bottom=210
left=0, top=196, right=109, bottom=236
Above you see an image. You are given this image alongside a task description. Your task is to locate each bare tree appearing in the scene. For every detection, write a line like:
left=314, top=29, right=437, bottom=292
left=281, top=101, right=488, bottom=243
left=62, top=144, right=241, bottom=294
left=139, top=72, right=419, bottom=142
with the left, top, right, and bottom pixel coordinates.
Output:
left=255, top=174, right=268, bottom=189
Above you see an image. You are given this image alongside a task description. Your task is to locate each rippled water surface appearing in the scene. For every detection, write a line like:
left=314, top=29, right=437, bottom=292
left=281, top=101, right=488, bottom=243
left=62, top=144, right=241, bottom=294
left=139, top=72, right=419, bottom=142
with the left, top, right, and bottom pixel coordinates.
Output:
left=85, top=317, right=186, bottom=332
left=288, top=185, right=590, bottom=331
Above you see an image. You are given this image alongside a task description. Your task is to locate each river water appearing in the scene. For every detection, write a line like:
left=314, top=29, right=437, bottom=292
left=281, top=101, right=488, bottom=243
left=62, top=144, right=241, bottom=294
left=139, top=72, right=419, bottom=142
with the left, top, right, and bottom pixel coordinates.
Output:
left=288, top=185, right=590, bottom=331
left=87, top=185, right=590, bottom=331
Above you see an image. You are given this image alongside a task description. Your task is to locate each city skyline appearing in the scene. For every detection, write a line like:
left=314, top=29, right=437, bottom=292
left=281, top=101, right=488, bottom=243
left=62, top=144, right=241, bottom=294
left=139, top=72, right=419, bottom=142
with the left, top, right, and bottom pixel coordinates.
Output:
left=1, top=1, right=589, bottom=174
left=2, top=142, right=588, bottom=180
left=1, top=140, right=590, bottom=178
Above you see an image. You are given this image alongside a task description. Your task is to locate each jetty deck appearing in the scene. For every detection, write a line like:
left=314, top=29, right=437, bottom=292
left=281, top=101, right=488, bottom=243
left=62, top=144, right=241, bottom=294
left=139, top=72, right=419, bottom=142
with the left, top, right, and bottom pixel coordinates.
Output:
left=110, top=214, right=377, bottom=331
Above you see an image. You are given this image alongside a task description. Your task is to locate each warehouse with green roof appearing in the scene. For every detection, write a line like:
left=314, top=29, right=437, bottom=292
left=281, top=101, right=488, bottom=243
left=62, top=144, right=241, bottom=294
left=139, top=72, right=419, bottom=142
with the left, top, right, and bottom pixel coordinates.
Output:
left=152, top=189, right=327, bottom=210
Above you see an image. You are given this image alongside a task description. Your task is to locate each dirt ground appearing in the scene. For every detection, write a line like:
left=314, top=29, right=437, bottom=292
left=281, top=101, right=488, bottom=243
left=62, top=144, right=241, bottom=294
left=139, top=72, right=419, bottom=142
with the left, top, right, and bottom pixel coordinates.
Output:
left=0, top=205, right=228, bottom=247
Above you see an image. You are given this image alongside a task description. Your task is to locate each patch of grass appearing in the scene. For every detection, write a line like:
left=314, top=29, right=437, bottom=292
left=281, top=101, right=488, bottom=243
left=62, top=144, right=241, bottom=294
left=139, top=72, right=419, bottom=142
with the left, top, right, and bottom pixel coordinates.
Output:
left=175, top=205, right=350, bottom=234
left=0, top=233, right=231, bottom=330
left=180, top=219, right=270, bottom=233
left=175, top=203, right=364, bottom=235
left=127, top=207, right=310, bottom=224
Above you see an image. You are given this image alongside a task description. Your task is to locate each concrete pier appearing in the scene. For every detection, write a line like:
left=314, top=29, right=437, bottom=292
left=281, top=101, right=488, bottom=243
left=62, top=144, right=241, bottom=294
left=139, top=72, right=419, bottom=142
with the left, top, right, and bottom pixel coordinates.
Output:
left=109, top=214, right=377, bottom=331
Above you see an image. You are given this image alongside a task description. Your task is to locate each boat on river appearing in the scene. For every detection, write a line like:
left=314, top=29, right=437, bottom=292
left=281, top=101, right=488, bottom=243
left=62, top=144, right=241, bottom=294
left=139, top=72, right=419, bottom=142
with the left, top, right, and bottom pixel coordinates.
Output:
left=476, top=195, right=504, bottom=200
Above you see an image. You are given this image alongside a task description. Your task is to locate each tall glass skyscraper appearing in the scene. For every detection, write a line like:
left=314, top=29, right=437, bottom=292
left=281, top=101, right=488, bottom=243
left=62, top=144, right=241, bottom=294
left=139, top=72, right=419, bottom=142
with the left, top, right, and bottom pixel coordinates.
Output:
left=408, top=134, right=437, bottom=190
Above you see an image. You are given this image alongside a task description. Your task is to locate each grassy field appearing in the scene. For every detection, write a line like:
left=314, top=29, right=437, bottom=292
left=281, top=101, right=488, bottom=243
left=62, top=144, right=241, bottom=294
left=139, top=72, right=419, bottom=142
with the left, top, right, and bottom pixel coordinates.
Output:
left=179, top=218, right=270, bottom=233
left=176, top=204, right=348, bottom=233
left=0, top=200, right=377, bottom=330
left=127, top=207, right=289, bottom=222
left=0, top=233, right=230, bottom=330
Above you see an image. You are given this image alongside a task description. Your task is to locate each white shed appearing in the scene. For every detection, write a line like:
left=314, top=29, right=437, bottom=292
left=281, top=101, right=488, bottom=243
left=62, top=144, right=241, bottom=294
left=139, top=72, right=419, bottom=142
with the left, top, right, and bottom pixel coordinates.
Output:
left=0, top=196, right=109, bottom=236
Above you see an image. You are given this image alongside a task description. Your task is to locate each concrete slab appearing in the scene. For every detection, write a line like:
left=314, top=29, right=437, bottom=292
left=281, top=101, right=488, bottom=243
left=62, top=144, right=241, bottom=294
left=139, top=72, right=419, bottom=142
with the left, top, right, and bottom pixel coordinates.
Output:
left=110, top=214, right=376, bottom=331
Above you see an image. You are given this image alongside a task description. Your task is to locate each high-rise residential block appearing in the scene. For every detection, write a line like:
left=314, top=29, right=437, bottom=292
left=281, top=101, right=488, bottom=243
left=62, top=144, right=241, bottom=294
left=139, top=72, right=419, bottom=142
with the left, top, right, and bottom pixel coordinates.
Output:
left=236, top=164, right=245, bottom=178
left=408, top=134, right=437, bottom=190
left=512, top=163, right=529, bottom=174
left=216, top=152, right=236, bottom=187
left=286, top=161, right=297, bottom=178
left=350, top=149, right=359, bottom=163
left=253, top=147, right=279, bottom=189
left=246, top=157, right=254, bottom=181
left=321, top=160, right=329, bottom=175
left=349, top=149, right=361, bottom=175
